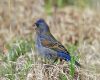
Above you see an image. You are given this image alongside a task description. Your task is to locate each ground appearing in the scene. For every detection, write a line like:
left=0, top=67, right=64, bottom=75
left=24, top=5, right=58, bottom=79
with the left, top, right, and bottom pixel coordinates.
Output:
left=0, top=0, right=100, bottom=80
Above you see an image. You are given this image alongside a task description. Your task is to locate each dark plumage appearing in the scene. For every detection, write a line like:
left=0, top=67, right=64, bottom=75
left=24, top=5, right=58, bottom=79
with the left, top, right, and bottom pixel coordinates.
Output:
left=34, top=19, right=81, bottom=67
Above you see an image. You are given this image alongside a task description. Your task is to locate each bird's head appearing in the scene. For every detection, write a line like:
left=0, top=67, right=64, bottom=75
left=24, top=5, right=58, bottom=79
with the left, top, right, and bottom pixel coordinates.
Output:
left=33, top=19, right=50, bottom=34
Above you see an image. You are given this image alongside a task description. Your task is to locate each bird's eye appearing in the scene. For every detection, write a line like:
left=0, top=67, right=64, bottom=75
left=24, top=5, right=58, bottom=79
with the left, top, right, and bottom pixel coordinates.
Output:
left=35, top=23, right=39, bottom=27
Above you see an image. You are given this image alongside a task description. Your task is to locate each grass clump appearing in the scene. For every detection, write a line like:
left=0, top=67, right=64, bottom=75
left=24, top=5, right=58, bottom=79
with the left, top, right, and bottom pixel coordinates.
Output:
left=0, top=38, right=34, bottom=80
left=44, top=0, right=91, bottom=14
left=5, top=38, right=34, bottom=61
left=59, top=73, right=67, bottom=80
left=67, top=44, right=79, bottom=79
left=0, top=37, right=80, bottom=80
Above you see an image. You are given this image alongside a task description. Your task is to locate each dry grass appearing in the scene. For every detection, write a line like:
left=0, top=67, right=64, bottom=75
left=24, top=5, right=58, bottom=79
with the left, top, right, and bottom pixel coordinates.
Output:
left=0, top=0, right=100, bottom=80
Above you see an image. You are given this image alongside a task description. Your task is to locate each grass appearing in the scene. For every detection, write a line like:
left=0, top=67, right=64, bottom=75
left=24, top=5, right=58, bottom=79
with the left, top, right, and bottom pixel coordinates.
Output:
left=59, top=73, right=67, bottom=80
left=44, top=0, right=91, bottom=14
left=0, top=38, right=34, bottom=80
left=0, top=38, right=80, bottom=80
left=68, top=44, right=79, bottom=79
left=0, top=0, right=100, bottom=79
left=5, top=38, right=34, bottom=61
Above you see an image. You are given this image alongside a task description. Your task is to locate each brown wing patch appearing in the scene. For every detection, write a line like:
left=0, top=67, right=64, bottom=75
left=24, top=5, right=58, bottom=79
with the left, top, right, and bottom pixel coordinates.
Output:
left=54, top=43, right=67, bottom=52
left=41, top=39, right=54, bottom=47
left=41, top=39, right=67, bottom=53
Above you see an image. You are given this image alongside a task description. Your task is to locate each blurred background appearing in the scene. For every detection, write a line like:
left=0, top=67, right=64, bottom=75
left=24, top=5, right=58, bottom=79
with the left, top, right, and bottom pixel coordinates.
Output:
left=0, top=0, right=100, bottom=80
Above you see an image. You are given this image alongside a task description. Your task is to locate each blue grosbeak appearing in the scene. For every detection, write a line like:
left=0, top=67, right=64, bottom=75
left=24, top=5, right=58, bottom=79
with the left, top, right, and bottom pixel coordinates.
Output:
left=34, top=19, right=81, bottom=67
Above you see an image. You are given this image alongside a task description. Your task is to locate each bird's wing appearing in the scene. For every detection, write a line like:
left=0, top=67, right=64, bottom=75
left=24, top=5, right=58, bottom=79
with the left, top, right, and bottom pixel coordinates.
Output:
left=41, top=38, right=69, bottom=54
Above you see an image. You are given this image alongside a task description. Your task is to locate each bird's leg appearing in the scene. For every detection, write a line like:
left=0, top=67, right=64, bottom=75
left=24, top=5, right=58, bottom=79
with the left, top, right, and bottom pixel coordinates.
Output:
left=60, top=58, right=63, bottom=62
left=59, top=58, right=65, bottom=65
left=53, top=58, right=62, bottom=64
left=53, top=58, right=58, bottom=63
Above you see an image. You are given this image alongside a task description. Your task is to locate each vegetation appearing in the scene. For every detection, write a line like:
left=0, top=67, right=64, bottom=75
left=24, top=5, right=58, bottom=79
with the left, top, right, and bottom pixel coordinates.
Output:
left=45, top=0, right=91, bottom=14
left=0, top=0, right=100, bottom=80
left=0, top=38, right=80, bottom=80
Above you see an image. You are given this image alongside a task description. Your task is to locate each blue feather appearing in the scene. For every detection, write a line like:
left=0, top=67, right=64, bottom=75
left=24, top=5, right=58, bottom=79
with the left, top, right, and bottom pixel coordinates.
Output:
left=57, top=51, right=71, bottom=61
left=34, top=19, right=81, bottom=67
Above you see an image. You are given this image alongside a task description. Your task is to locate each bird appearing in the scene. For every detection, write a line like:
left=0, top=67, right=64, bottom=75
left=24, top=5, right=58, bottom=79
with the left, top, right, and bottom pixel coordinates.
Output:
left=33, top=19, right=81, bottom=67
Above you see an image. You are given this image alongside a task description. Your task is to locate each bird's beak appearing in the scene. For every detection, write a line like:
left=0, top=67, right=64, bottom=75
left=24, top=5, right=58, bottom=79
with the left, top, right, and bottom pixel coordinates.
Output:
left=32, top=23, right=37, bottom=30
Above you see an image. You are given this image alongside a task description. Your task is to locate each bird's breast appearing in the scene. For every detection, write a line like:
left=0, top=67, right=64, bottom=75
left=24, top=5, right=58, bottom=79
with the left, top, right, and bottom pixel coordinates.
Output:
left=35, top=35, right=58, bottom=59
